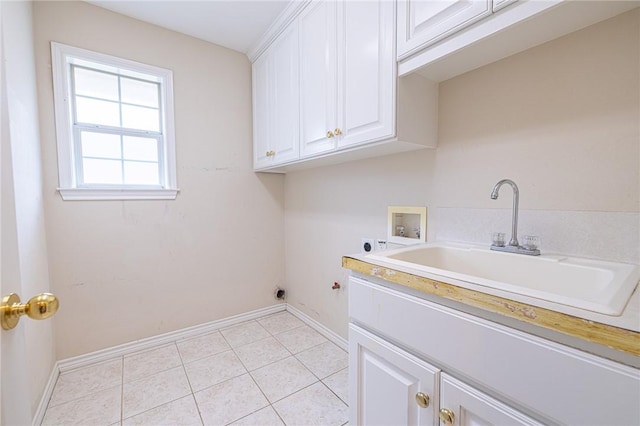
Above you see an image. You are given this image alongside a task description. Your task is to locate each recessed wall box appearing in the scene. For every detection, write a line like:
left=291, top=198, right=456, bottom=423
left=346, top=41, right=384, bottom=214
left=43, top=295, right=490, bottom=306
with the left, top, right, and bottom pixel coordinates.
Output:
left=387, top=206, right=427, bottom=245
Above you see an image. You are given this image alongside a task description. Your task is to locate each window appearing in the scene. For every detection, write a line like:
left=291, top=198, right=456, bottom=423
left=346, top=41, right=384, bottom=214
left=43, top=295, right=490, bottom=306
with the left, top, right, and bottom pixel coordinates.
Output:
left=51, top=42, right=178, bottom=200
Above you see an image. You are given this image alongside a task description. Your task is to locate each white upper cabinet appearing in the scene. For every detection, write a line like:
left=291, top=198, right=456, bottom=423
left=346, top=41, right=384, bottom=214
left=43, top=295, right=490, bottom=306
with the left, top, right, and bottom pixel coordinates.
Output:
left=299, top=1, right=338, bottom=158
left=396, top=0, right=637, bottom=80
left=250, top=0, right=438, bottom=172
left=300, top=0, right=395, bottom=156
left=397, top=0, right=491, bottom=60
left=337, top=0, right=395, bottom=149
left=252, top=24, right=300, bottom=169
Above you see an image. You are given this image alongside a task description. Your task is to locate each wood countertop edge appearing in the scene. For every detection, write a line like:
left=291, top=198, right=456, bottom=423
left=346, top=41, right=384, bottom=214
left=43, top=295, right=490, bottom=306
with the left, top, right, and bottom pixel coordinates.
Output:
left=342, top=256, right=640, bottom=357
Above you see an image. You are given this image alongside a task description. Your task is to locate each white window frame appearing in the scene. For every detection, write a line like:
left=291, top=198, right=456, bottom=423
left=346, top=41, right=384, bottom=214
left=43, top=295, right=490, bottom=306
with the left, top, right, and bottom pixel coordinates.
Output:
left=51, top=42, right=179, bottom=200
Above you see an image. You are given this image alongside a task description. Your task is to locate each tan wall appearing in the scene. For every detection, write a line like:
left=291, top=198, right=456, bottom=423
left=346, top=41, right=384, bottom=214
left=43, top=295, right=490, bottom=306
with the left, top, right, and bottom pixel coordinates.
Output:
left=33, top=1, right=285, bottom=359
left=284, top=10, right=640, bottom=338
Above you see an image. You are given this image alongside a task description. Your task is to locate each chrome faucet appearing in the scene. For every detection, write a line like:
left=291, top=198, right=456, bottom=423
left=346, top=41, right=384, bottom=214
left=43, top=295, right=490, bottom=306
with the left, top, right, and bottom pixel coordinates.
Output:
left=490, top=179, right=540, bottom=256
left=491, top=179, right=519, bottom=246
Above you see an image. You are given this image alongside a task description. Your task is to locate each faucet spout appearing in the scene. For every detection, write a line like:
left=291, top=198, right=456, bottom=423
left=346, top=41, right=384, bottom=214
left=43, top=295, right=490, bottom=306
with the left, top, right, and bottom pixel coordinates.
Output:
left=490, top=179, right=519, bottom=247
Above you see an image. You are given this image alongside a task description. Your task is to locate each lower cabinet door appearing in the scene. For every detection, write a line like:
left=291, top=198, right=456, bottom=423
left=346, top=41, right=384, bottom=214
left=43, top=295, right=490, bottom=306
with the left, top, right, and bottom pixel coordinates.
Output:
left=439, top=373, right=543, bottom=426
left=350, top=324, right=440, bottom=426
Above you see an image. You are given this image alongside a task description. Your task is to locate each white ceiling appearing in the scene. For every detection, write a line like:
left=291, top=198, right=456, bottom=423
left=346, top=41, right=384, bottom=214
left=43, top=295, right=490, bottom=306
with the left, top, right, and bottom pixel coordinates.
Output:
left=87, top=1, right=290, bottom=54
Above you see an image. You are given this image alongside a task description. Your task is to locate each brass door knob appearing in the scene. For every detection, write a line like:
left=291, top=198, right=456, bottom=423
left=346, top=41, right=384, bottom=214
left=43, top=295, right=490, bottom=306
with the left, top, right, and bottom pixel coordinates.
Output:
left=326, top=131, right=335, bottom=138
left=1, top=293, right=59, bottom=330
left=439, top=408, right=455, bottom=425
left=334, top=128, right=343, bottom=136
left=415, top=392, right=430, bottom=408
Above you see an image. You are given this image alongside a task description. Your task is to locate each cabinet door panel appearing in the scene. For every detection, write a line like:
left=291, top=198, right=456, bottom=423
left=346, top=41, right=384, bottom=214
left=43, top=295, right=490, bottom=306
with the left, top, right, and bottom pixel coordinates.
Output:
left=338, top=0, right=394, bottom=148
left=252, top=24, right=299, bottom=169
left=299, top=0, right=337, bottom=158
left=252, top=54, right=271, bottom=169
left=350, top=324, right=439, bottom=426
left=440, top=373, right=543, bottom=426
left=270, top=24, right=300, bottom=164
left=398, top=0, right=491, bottom=58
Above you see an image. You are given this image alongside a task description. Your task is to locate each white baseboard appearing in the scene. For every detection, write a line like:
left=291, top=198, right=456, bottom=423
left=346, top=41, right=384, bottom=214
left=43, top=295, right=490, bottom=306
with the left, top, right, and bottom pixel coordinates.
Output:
left=32, top=361, right=61, bottom=426
left=286, top=304, right=348, bottom=351
left=58, top=304, right=285, bottom=373
left=35, top=302, right=347, bottom=425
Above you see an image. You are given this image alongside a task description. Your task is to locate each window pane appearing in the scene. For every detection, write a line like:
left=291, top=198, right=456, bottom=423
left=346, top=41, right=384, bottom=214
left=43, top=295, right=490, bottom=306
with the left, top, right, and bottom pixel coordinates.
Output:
left=75, top=97, right=120, bottom=127
left=124, top=161, right=159, bottom=185
left=121, top=77, right=159, bottom=108
left=82, top=158, right=122, bottom=184
left=122, top=104, right=160, bottom=132
left=123, top=136, right=158, bottom=162
left=81, top=132, right=121, bottom=159
left=73, top=67, right=119, bottom=101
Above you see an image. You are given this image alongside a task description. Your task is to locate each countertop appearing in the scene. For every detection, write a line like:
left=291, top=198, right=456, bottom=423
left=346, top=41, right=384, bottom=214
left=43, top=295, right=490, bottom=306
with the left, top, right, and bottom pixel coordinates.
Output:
left=343, top=254, right=640, bottom=362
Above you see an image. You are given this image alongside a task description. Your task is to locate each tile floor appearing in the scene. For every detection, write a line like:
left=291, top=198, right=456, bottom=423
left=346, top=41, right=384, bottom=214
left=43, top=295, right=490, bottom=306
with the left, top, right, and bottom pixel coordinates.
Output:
left=42, top=311, right=349, bottom=425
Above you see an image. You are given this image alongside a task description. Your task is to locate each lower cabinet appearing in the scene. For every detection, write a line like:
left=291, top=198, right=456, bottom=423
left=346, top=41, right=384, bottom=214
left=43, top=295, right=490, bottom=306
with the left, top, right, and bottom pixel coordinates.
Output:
left=348, top=275, right=640, bottom=425
left=350, top=324, right=439, bottom=425
left=439, top=374, right=541, bottom=426
left=350, top=324, right=541, bottom=426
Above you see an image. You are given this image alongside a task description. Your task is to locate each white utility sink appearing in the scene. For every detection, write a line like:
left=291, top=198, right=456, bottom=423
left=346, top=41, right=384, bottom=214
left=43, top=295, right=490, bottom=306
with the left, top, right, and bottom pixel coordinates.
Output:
left=366, top=242, right=640, bottom=316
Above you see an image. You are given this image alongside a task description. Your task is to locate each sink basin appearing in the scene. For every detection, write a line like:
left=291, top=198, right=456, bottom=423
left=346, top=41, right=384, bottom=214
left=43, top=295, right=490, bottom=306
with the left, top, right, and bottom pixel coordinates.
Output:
left=367, top=242, right=640, bottom=316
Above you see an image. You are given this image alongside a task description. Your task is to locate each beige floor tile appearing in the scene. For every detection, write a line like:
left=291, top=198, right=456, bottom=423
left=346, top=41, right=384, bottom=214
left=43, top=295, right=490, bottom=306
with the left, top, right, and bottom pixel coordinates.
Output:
left=177, top=331, right=230, bottom=364
left=296, top=342, right=348, bottom=379
left=274, top=325, right=327, bottom=354
left=49, top=358, right=123, bottom=407
left=123, top=395, right=202, bottom=426
left=273, top=382, right=348, bottom=426
left=220, top=321, right=270, bottom=348
left=235, top=337, right=291, bottom=371
left=124, top=344, right=181, bottom=383
left=194, top=374, right=269, bottom=425
left=42, top=385, right=121, bottom=425
left=257, top=311, right=304, bottom=335
left=123, top=366, right=191, bottom=419
left=250, top=356, right=317, bottom=403
left=184, top=349, right=246, bottom=392
left=323, top=368, right=348, bottom=404
left=230, top=406, right=284, bottom=426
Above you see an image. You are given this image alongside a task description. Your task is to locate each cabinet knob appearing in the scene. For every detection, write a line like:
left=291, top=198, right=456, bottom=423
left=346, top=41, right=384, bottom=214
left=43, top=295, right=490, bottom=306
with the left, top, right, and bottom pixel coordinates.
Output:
left=326, top=131, right=335, bottom=138
left=266, top=150, right=276, bottom=157
left=415, top=392, right=430, bottom=408
left=439, top=408, right=455, bottom=425
left=334, top=128, right=342, bottom=136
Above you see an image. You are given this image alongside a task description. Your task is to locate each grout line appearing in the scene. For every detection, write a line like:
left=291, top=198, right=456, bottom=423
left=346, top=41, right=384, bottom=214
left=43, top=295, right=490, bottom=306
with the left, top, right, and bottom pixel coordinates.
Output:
left=175, top=341, right=206, bottom=425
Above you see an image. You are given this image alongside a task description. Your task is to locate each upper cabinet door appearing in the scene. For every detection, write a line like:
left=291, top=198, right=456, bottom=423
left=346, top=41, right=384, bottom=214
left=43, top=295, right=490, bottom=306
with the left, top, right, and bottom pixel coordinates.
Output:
left=337, top=0, right=395, bottom=149
left=269, top=24, right=300, bottom=164
left=397, top=0, right=491, bottom=59
left=439, top=373, right=543, bottom=426
left=299, top=0, right=338, bottom=158
left=252, top=23, right=300, bottom=169
left=252, top=53, right=271, bottom=169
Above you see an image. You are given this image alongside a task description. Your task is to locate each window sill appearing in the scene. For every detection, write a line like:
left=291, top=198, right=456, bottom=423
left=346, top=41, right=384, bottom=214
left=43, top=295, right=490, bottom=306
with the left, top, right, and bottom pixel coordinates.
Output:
left=58, top=188, right=180, bottom=201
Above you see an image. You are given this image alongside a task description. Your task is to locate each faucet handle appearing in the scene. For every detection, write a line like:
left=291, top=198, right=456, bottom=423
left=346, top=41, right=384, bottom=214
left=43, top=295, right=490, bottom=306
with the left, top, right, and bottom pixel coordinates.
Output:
left=491, top=232, right=506, bottom=247
left=522, top=235, right=540, bottom=251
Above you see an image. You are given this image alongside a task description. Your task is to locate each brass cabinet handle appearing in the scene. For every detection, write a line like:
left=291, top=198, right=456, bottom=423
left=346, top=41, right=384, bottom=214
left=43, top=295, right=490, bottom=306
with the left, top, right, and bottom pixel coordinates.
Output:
left=326, top=131, right=335, bottom=138
left=334, top=128, right=342, bottom=136
left=415, top=392, right=430, bottom=408
left=439, top=408, right=455, bottom=425
left=266, top=150, right=276, bottom=157
left=1, top=293, right=59, bottom=330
